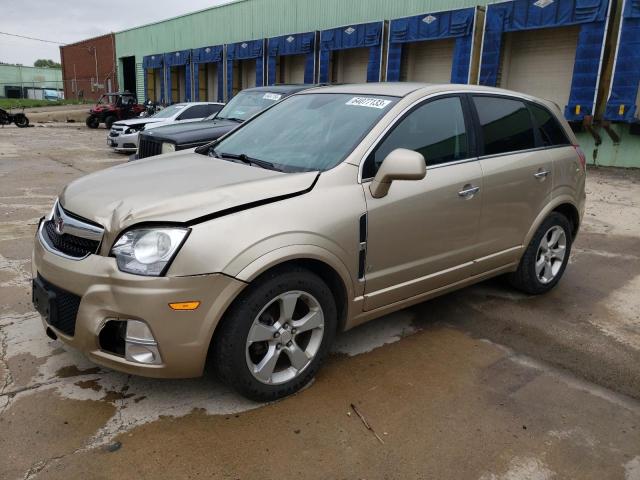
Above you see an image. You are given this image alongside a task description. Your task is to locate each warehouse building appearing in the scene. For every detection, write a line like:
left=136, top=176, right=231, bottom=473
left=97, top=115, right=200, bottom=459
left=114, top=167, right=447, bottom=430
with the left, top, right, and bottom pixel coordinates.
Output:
left=59, top=33, right=118, bottom=101
left=0, top=64, right=63, bottom=100
left=69, top=0, right=635, bottom=167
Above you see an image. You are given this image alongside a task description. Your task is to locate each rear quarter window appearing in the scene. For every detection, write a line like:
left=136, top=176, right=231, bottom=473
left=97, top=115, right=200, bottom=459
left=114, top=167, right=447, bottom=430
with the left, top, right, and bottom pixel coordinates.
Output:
left=528, top=103, right=570, bottom=147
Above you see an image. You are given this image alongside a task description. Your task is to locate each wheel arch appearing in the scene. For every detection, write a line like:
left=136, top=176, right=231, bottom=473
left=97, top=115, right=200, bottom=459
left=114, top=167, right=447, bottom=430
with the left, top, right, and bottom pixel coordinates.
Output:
left=234, top=246, right=355, bottom=333
left=205, top=250, right=354, bottom=373
left=524, top=196, right=581, bottom=248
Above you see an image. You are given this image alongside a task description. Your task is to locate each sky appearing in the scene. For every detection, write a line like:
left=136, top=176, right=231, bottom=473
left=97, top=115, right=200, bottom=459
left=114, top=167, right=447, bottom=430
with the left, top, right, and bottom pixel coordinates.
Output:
left=0, top=0, right=231, bottom=66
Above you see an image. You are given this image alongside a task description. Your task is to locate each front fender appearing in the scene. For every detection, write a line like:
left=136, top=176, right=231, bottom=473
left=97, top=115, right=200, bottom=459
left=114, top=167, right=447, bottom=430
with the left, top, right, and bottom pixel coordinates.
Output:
left=234, top=243, right=358, bottom=329
left=236, top=244, right=355, bottom=293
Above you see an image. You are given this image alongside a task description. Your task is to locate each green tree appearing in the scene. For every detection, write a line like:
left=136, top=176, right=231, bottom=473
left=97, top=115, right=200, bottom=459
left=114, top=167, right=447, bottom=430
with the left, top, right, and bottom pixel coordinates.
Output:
left=34, top=59, right=61, bottom=68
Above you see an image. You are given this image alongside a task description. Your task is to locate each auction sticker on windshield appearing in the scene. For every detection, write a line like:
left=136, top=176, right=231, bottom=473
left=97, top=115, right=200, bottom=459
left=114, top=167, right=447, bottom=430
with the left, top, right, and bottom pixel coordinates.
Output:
left=346, top=97, right=392, bottom=109
left=263, top=93, right=282, bottom=101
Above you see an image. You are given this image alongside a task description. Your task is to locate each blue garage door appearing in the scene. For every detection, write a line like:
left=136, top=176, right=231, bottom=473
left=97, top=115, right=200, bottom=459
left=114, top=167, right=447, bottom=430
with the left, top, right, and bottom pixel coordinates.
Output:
left=164, top=50, right=192, bottom=103
left=143, top=54, right=164, bottom=104
left=267, top=31, right=316, bottom=85
left=319, top=21, right=383, bottom=83
left=387, top=7, right=477, bottom=84
left=192, top=45, right=224, bottom=103
left=227, top=39, right=265, bottom=99
left=605, top=0, right=640, bottom=122
left=479, top=0, right=611, bottom=121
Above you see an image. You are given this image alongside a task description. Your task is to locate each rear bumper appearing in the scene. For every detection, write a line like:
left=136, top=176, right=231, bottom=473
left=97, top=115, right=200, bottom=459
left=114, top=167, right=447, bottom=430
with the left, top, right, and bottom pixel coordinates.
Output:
left=32, top=231, right=247, bottom=378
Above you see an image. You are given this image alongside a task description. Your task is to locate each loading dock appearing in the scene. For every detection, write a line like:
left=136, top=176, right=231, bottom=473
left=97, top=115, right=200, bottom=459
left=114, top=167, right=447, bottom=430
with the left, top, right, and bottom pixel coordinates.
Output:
left=387, top=7, right=479, bottom=84
left=479, top=0, right=611, bottom=121
left=319, top=22, right=384, bottom=84
left=164, top=50, right=191, bottom=103
left=192, top=45, right=224, bottom=102
left=143, top=54, right=164, bottom=103
left=227, top=39, right=265, bottom=98
left=267, top=31, right=316, bottom=85
left=120, top=56, right=137, bottom=95
left=605, top=0, right=640, bottom=123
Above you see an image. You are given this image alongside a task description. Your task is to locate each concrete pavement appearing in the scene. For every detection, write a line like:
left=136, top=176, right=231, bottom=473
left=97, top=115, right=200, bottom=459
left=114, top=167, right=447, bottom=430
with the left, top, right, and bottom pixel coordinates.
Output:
left=0, top=125, right=638, bottom=479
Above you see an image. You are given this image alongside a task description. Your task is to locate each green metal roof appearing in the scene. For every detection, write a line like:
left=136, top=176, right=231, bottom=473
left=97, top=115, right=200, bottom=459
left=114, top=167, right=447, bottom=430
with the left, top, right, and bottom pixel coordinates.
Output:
left=115, top=0, right=485, bottom=59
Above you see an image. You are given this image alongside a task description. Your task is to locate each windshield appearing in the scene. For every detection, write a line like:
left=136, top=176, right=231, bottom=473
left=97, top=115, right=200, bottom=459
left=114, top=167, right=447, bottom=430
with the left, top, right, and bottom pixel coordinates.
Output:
left=211, top=90, right=286, bottom=121
left=98, top=95, right=119, bottom=105
left=209, top=93, right=398, bottom=172
left=150, top=104, right=186, bottom=119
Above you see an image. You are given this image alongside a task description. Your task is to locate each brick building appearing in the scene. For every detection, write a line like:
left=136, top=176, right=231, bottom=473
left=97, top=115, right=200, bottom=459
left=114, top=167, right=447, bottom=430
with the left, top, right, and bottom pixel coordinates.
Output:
left=59, top=33, right=117, bottom=102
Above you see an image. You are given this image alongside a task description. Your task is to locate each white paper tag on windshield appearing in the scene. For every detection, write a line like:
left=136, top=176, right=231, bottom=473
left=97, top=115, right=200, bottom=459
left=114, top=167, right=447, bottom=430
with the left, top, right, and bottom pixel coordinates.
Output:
left=263, top=93, right=282, bottom=101
left=346, top=97, right=391, bottom=109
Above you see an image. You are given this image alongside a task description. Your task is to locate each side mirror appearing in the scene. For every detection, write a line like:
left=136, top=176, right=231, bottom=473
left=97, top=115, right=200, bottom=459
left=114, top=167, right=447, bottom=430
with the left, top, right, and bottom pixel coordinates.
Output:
left=369, top=148, right=426, bottom=198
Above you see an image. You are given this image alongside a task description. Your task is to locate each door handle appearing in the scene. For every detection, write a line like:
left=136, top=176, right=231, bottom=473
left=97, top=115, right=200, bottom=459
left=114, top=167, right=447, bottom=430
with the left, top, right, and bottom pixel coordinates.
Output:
left=534, top=169, right=550, bottom=179
left=458, top=185, right=480, bottom=198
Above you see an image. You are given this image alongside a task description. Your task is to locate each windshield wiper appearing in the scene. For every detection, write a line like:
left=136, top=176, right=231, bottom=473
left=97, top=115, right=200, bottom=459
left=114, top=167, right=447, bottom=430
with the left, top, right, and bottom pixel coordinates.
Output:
left=216, top=151, right=281, bottom=171
left=217, top=116, right=243, bottom=123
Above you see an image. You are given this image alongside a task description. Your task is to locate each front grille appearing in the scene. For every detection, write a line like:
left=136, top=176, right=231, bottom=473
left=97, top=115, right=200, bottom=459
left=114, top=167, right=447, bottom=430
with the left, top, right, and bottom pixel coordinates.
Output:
left=38, top=274, right=81, bottom=336
left=43, top=219, right=100, bottom=258
left=109, top=131, right=120, bottom=138
left=138, top=136, right=163, bottom=159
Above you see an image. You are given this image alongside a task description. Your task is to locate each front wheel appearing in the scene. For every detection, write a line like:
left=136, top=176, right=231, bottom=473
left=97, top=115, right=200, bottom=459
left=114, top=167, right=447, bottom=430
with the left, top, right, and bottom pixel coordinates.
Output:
left=508, top=212, right=572, bottom=295
left=212, top=267, right=337, bottom=401
left=85, top=115, right=100, bottom=129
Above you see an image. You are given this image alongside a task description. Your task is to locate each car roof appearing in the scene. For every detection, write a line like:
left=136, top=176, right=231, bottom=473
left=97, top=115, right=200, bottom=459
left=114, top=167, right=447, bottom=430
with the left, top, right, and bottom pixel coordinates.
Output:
left=296, top=82, right=550, bottom=102
left=242, top=84, right=322, bottom=95
left=172, top=102, right=224, bottom=107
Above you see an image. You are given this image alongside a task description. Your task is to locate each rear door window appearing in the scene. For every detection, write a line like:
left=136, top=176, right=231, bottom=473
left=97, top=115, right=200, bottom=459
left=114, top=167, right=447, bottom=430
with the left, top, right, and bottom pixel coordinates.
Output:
left=528, top=102, right=570, bottom=147
left=473, top=96, right=535, bottom=155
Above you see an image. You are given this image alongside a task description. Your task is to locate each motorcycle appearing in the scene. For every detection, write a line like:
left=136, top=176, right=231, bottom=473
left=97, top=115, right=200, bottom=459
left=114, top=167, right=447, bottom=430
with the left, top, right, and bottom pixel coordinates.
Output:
left=0, top=107, right=29, bottom=128
left=139, top=100, right=164, bottom=118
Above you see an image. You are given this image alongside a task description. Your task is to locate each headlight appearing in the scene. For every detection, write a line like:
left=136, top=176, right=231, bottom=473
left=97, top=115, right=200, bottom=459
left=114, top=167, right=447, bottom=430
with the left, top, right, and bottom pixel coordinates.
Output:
left=161, top=142, right=176, bottom=154
left=125, top=125, right=145, bottom=134
left=110, top=228, right=189, bottom=276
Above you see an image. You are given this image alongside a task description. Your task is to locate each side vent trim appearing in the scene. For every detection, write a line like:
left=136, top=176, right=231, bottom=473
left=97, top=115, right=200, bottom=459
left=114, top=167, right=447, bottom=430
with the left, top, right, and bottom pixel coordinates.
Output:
left=358, top=213, right=367, bottom=280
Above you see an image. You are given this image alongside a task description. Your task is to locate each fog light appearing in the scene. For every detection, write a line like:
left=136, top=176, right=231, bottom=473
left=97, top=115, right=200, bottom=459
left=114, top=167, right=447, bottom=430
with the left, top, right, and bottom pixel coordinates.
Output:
left=124, top=320, right=162, bottom=365
left=126, top=343, right=161, bottom=364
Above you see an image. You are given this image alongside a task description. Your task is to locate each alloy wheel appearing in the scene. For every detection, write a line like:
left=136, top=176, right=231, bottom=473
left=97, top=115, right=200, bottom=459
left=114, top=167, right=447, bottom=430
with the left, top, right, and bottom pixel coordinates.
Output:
left=245, top=290, right=324, bottom=385
left=535, top=225, right=567, bottom=284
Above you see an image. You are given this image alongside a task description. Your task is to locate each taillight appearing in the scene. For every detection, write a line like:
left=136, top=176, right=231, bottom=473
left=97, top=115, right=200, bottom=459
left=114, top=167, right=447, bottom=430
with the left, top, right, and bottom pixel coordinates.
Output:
left=573, top=145, right=586, bottom=171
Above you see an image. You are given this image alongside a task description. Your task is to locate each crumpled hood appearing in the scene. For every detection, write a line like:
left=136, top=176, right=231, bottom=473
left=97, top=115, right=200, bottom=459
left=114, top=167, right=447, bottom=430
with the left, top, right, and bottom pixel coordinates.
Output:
left=59, top=150, right=318, bottom=234
left=113, top=117, right=164, bottom=128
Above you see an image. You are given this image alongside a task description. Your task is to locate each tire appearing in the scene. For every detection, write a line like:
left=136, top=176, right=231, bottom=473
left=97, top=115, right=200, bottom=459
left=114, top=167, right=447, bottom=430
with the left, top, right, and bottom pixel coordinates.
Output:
left=14, top=114, right=29, bottom=128
left=508, top=212, right=573, bottom=295
left=212, top=266, right=337, bottom=401
left=85, top=116, right=100, bottom=129
left=104, top=115, right=116, bottom=130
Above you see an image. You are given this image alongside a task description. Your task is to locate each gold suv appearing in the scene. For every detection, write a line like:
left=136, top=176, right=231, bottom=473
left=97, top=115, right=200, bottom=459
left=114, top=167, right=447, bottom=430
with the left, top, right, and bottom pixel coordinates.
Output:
left=32, top=83, right=586, bottom=400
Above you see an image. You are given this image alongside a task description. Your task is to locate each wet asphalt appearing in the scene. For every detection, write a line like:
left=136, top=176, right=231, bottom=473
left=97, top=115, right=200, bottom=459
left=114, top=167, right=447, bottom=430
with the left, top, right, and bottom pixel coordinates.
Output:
left=0, top=122, right=639, bottom=479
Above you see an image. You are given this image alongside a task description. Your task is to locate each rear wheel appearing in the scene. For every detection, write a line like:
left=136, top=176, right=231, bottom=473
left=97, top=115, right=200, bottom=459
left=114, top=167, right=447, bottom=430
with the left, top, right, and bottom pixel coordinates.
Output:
left=212, top=267, right=337, bottom=401
left=13, top=114, right=29, bottom=128
left=104, top=115, right=116, bottom=130
left=508, top=212, right=572, bottom=295
left=85, top=115, right=100, bottom=129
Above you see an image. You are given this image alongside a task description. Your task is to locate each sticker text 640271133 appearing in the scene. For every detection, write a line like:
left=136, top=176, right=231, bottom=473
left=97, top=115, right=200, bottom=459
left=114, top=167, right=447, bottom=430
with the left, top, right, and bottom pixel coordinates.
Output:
left=263, top=93, right=282, bottom=101
left=345, top=97, right=392, bottom=109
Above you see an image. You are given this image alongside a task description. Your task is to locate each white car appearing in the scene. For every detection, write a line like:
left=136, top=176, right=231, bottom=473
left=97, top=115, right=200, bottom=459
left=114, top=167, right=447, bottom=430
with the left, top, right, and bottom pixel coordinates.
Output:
left=107, top=102, right=224, bottom=153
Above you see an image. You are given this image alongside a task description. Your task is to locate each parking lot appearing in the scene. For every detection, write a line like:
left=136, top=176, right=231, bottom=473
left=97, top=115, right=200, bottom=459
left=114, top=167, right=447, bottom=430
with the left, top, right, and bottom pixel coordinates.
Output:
left=1, top=122, right=639, bottom=479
